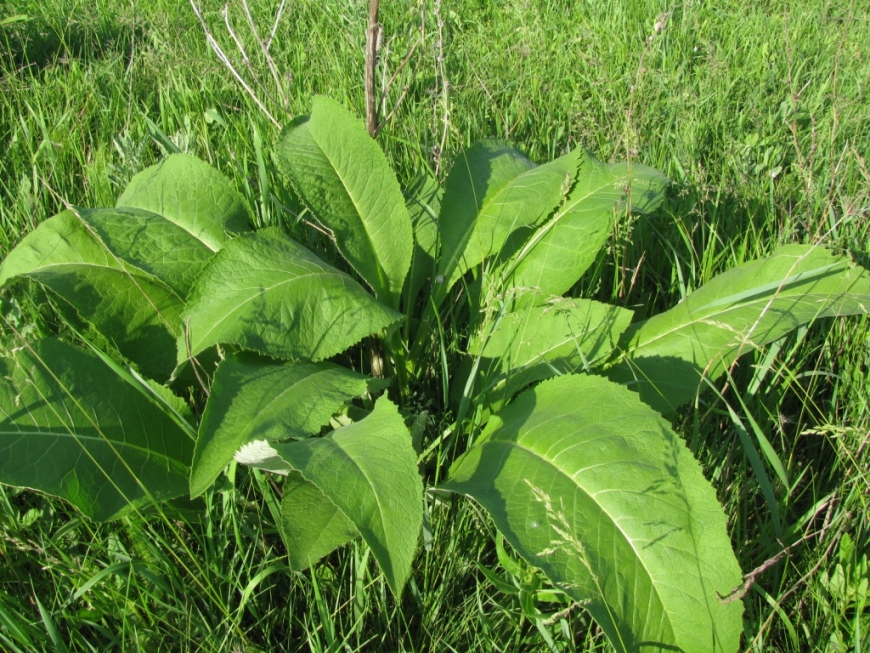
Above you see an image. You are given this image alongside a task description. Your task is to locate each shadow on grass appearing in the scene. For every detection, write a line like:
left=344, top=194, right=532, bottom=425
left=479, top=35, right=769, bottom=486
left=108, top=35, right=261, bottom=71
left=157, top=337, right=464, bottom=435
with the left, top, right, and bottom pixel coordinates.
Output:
left=2, top=6, right=145, bottom=72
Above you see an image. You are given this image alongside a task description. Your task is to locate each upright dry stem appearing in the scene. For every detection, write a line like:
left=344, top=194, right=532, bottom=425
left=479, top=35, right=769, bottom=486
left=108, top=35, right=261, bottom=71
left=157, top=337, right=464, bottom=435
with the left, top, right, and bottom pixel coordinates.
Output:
left=365, top=0, right=381, bottom=137
left=188, top=0, right=281, bottom=128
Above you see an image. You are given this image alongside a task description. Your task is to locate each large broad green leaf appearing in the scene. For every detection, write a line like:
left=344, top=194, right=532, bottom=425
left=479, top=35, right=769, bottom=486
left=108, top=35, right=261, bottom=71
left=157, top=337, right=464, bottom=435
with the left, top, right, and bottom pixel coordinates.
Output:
left=116, top=153, right=252, bottom=251
left=0, top=154, right=250, bottom=379
left=280, top=472, right=358, bottom=571
left=609, top=245, right=870, bottom=413
left=438, top=143, right=585, bottom=296
left=179, top=228, right=403, bottom=363
left=76, top=207, right=215, bottom=295
left=431, top=140, right=536, bottom=305
left=270, top=397, right=422, bottom=596
left=0, top=339, right=192, bottom=521
left=495, top=154, right=668, bottom=308
left=274, top=96, right=413, bottom=307
left=471, top=298, right=633, bottom=407
left=0, top=211, right=184, bottom=380
left=190, top=352, right=385, bottom=497
left=441, top=374, right=743, bottom=653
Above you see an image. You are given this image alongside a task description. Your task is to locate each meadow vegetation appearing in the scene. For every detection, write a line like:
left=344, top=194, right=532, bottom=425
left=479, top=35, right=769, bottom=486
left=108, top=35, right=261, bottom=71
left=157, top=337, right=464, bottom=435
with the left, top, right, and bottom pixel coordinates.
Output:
left=1, top=0, right=868, bottom=650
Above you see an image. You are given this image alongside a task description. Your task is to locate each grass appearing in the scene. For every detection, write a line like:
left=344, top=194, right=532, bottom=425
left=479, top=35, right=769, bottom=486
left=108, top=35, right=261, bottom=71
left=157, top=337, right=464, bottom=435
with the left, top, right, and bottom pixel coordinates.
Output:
left=1, top=0, right=869, bottom=650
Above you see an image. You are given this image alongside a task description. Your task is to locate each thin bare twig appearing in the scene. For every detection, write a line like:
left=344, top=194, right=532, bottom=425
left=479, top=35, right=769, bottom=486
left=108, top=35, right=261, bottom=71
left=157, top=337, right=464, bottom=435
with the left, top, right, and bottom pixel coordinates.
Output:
left=266, top=0, right=288, bottom=51
left=380, top=37, right=420, bottom=107
left=376, top=39, right=424, bottom=136
left=240, top=0, right=289, bottom=106
left=744, top=521, right=845, bottom=652
left=376, top=5, right=427, bottom=137
left=720, top=494, right=837, bottom=604
left=222, top=4, right=250, bottom=66
left=188, top=0, right=281, bottom=128
left=379, top=35, right=391, bottom=119
left=433, top=0, right=450, bottom=174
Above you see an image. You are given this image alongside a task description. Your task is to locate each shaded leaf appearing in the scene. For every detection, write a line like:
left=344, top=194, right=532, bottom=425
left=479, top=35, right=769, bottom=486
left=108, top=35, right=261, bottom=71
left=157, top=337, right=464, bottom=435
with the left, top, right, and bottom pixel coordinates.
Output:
left=443, top=143, right=582, bottom=293
left=609, top=245, right=870, bottom=412
left=275, top=96, right=413, bottom=307
left=0, top=339, right=192, bottom=521
left=441, top=374, right=743, bottom=653
left=280, top=471, right=358, bottom=570
left=433, top=140, right=536, bottom=305
left=180, top=228, right=403, bottom=363
left=271, top=397, right=422, bottom=595
left=403, top=173, right=442, bottom=311
left=191, top=353, right=384, bottom=497
left=0, top=211, right=183, bottom=380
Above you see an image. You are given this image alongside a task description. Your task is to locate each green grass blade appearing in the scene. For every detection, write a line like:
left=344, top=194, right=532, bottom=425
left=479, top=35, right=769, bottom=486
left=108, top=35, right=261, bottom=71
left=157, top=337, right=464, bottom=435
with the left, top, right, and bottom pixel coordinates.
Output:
left=34, top=593, right=69, bottom=653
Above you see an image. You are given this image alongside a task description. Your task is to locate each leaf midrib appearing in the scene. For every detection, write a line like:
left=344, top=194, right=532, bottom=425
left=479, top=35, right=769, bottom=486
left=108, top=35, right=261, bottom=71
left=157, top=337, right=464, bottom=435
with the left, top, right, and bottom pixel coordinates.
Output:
left=190, top=267, right=356, bottom=351
left=86, top=206, right=218, bottom=255
left=487, top=309, right=623, bottom=368
left=0, top=428, right=188, bottom=466
left=507, top=163, right=625, bottom=273
left=116, top=196, right=223, bottom=253
left=631, top=286, right=865, bottom=353
left=440, top=156, right=537, bottom=283
left=295, top=428, right=400, bottom=587
left=298, top=121, right=398, bottom=298
left=327, top=436, right=391, bottom=548
left=9, top=255, right=182, bottom=293
left=238, top=367, right=354, bottom=441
